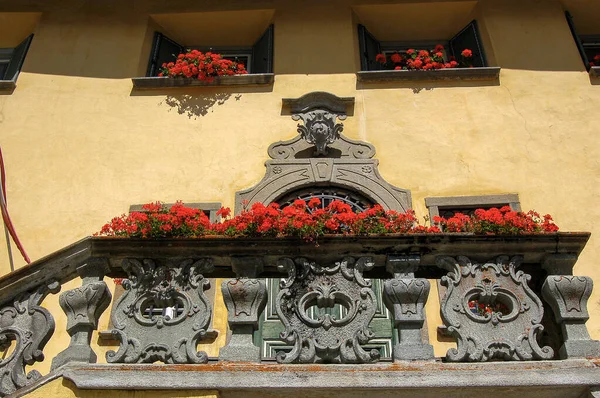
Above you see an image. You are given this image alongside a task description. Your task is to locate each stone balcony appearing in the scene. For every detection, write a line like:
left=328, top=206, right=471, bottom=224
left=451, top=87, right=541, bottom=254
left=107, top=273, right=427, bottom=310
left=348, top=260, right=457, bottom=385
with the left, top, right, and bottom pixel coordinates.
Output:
left=1, top=233, right=600, bottom=397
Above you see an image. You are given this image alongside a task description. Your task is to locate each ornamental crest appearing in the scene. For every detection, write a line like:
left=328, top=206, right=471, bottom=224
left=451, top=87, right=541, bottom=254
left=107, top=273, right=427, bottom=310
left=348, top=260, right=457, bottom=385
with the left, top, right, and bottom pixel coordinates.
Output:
left=275, top=256, right=380, bottom=363
left=105, top=258, right=215, bottom=364
left=437, top=255, right=553, bottom=362
left=293, top=110, right=345, bottom=156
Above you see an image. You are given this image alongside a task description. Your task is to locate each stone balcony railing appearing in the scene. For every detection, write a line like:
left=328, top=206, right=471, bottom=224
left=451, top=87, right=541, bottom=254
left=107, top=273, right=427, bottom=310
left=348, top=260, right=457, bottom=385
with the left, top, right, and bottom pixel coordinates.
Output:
left=1, top=233, right=600, bottom=398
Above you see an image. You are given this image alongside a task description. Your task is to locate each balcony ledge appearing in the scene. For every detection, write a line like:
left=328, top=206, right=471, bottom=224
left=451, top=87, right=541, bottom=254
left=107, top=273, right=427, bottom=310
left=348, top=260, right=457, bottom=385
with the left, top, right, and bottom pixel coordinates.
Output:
left=131, top=74, right=275, bottom=89
left=10, top=359, right=594, bottom=398
left=356, top=67, right=501, bottom=83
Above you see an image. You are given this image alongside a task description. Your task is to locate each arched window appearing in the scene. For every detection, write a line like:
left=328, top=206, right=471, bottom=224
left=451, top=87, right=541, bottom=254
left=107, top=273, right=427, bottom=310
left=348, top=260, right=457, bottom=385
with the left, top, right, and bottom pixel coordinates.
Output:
left=235, top=92, right=413, bottom=361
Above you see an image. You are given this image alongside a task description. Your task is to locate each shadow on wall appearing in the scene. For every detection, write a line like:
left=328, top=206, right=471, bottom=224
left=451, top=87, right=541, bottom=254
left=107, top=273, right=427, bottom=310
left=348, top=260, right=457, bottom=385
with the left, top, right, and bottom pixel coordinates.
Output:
left=129, top=85, right=273, bottom=119
left=356, top=78, right=500, bottom=93
left=163, top=92, right=241, bottom=118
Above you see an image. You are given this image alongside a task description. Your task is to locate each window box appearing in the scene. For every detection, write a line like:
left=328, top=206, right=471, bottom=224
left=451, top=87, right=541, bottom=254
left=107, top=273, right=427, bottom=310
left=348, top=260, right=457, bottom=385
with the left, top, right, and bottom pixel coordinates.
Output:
left=356, top=66, right=500, bottom=83
left=590, top=66, right=600, bottom=78
left=131, top=73, right=275, bottom=89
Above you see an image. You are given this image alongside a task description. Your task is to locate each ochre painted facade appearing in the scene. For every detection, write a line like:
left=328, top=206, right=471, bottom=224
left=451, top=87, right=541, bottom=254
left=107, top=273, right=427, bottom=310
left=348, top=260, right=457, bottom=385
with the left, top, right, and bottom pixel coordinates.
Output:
left=0, top=0, right=599, bottom=392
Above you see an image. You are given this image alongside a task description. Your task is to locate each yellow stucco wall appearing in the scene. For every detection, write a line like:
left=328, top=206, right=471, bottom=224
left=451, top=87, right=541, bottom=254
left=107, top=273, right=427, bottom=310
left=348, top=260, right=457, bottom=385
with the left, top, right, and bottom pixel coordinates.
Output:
left=0, top=0, right=599, bottom=385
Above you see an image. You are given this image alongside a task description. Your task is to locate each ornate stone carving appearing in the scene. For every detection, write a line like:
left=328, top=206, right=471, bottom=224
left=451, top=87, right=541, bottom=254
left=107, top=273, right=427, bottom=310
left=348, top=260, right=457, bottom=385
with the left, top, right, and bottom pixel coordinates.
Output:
left=383, top=256, right=434, bottom=360
left=51, top=279, right=111, bottom=369
left=219, top=278, right=267, bottom=362
left=235, top=91, right=411, bottom=213
left=293, top=110, right=345, bottom=156
left=275, top=256, right=380, bottom=364
left=542, top=275, right=600, bottom=358
left=437, top=255, right=553, bottom=362
left=0, top=280, right=60, bottom=396
left=105, top=258, right=215, bottom=364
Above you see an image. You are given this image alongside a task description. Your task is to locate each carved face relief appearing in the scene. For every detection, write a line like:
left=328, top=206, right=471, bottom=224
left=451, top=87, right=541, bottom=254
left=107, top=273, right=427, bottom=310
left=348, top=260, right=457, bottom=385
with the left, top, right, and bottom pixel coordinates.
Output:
left=293, top=110, right=345, bottom=156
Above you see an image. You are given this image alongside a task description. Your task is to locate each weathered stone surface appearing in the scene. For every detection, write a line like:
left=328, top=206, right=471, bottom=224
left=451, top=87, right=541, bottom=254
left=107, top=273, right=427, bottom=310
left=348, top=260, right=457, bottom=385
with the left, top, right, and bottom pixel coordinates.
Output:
left=0, top=280, right=60, bottom=396
left=219, top=278, right=267, bottom=362
left=437, top=255, right=553, bottom=361
left=383, top=278, right=434, bottom=360
left=383, top=255, right=433, bottom=361
left=51, top=278, right=111, bottom=369
left=104, top=258, right=215, bottom=364
left=60, top=359, right=600, bottom=398
left=542, top=275, right=600, bottom=358
left=275, top=256, right=380, bottom=364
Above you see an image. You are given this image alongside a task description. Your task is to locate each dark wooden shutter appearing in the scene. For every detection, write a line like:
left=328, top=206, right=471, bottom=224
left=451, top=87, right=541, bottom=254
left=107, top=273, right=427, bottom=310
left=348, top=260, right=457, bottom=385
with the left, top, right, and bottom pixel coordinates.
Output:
left=251, top=24, right=274, bottom=74
left=146, top=32, right=184, bottom=77
left=5, top=34, right=33, bottom=81
left=449, top=20, right=487, bottom=67
left=357, top=24, right=381, bottom=71
left=565, top=11, right=590, bottom=71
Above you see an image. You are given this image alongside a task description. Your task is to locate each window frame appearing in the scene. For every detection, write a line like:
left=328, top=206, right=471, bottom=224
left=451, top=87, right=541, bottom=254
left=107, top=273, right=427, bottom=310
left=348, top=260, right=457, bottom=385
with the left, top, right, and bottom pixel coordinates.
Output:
left=425, top=194, right=521, bottom=220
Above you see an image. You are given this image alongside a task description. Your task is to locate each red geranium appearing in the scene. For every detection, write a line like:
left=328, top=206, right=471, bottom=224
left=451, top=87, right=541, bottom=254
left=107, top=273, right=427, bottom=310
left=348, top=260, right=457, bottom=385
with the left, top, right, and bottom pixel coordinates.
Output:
left=159, top=50, right=248, bottom=82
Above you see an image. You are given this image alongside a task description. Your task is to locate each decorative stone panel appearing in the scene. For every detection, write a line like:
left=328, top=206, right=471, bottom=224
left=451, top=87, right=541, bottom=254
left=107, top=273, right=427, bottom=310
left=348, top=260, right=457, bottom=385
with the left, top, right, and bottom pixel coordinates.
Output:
left=437, top=255, right=553, bottom=361
left=0, top=280, right=60, bottom=396
left=105, top=258, right=215, bottom=364
left=235, top=91, right=411, bottom=213
left=275, top=256, right=380, bottom=364
left=542, top=275, right=600, bottom=358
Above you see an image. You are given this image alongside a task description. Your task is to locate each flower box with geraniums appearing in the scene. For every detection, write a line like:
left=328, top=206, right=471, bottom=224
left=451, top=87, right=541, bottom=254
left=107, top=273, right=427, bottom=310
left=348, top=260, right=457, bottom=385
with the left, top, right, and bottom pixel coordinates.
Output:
left=91, top=200, right=587, bottom=278
left=131, top=50, right=274, bottom=89
left=357, top=44, right=501, bottom=83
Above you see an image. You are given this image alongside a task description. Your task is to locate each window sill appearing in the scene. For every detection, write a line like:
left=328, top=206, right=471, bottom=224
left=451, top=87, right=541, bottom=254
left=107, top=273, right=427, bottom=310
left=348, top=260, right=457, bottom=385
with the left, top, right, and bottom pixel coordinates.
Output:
left=589, top=66, right=600, bottom=78
left=356, top=67, right=501, bottom=83
left=131, top=73, right=274, bottom=89
left=0, top=79, right=16, bottom=93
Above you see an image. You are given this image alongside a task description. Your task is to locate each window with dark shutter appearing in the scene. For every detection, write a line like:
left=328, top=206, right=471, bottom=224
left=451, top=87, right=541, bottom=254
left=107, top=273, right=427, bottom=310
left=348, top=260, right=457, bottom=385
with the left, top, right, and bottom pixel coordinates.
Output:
left=2, top=34, right=33, bottom=81
left=358, top=24, right=381, bottom=71
left=358, top=20, right=488, bottom=71
left=147, top=25, right=274, bottom=76
left=146, top=32, right=184, bottom=77
left=252, top=24, right=274, bottom=74
left=565, top=11, right=600, bottom=71
left=449, top=20, right=487, bottom=68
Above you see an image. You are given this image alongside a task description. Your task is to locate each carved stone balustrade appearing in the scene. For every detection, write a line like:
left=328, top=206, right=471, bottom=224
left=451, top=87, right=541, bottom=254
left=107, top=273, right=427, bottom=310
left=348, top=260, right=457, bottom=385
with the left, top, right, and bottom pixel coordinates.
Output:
left=0, top=233, right=598, bottom=397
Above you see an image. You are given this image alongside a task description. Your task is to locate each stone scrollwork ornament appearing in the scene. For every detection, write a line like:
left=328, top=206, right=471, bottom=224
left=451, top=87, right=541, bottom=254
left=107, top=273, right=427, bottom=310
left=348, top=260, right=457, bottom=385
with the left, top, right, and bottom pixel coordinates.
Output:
left=437, top=255, right=553, bottom=362
left=275, top=256, right=380, bottom=364
left=293, top=110, right=345, bottom=156
left=105, top=258, right=215, bottom=364
left=0, top=280, right=60, bottom=396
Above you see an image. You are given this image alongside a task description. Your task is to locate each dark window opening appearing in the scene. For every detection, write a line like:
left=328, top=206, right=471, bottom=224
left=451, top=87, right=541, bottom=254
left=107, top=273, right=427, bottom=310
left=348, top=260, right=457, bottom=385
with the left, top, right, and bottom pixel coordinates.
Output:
left=275, top=186, right=375, bottom=213
left=358, top=20, right=487, bottom=71
left=0, top=34, right=33, bottom=81
left=565, top=11, right=600, bottom=71
left=146, top=25, right=274, bottom=77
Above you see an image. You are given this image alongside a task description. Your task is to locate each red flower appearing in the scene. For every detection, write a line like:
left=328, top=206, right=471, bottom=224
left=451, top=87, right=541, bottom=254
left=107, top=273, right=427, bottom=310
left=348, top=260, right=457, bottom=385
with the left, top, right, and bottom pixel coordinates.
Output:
left=390, top=53, right=403, bottom=63
left=461, top=49, right=473, bottom=57
left=375, top=53, right=387, bottom=63
left=435, top=44, right=445, bottom=52
left=307, top=198, right=321, bottom=209
left=217, top=207, right=231, bottom=218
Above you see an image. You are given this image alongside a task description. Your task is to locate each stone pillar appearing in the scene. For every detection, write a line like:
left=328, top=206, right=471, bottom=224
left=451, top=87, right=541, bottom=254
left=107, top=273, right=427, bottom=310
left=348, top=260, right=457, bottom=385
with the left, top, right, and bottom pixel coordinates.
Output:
left=542, top=275, right=600, bottom=359
left=51, top=258, right=111, bottom=370
left=383, top=255, right=434, bottom=361
left=219, top=257, right=267, bottom=362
